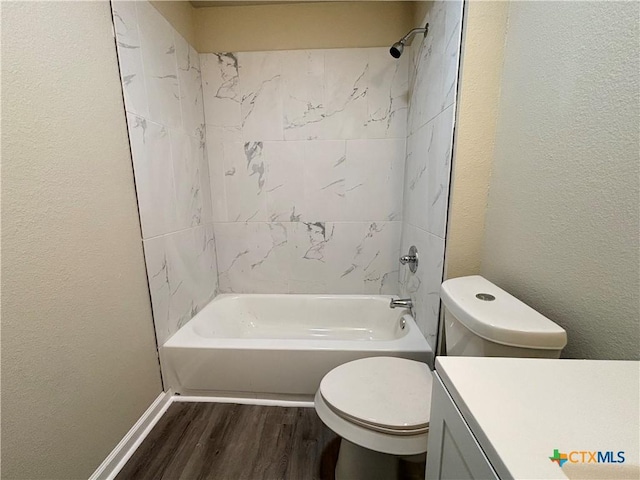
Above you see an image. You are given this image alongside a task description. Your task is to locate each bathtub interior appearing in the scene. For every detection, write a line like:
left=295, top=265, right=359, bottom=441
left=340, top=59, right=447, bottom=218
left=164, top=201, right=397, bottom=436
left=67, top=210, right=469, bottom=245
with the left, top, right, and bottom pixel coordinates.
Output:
left=161, top=294, right=433, bottom=398
left=189, top=294, right=410, bottom=341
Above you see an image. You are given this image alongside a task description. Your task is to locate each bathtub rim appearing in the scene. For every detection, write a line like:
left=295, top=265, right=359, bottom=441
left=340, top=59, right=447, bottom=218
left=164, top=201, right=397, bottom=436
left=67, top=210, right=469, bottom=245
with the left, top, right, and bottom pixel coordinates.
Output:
left=163, top=294, right=430, bottom=352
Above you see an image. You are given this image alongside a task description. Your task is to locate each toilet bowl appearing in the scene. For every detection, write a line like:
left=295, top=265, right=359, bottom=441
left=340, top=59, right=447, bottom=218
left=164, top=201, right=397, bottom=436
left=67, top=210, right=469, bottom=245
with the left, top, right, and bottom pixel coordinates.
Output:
left=314, top=356, right=432, bottom=480
left=316, top=275, right=568, bottom=479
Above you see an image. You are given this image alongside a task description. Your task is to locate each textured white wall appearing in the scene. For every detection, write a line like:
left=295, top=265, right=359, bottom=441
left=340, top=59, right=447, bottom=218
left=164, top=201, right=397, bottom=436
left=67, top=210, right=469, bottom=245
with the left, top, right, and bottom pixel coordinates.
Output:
left=445, top=1, right=509, bottom=280
left=481, top=1, right=640, bottom=360
left=1, top=1, right=162, bottom=477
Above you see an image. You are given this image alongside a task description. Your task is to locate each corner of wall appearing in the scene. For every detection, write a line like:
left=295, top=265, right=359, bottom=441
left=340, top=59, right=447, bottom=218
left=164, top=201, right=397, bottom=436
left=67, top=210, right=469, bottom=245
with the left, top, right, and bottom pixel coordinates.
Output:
left=150, top=0, right=197, bottom=48
left=193, top=1, right=416, bottom=53
left=444, top=0, right=510, bottom=281
left=412, top=1, right=432, bottom=26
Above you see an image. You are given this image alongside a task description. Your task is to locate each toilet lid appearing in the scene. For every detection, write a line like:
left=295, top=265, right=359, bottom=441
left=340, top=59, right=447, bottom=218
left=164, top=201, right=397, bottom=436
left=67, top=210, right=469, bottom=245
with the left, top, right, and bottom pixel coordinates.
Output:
left=320, top=357, right=432, bottom=433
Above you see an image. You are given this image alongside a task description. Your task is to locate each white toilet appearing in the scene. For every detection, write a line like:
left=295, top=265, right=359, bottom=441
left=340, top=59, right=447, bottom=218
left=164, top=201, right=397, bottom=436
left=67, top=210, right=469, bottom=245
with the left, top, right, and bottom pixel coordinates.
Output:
left=314, top=275, right=568, bottom=480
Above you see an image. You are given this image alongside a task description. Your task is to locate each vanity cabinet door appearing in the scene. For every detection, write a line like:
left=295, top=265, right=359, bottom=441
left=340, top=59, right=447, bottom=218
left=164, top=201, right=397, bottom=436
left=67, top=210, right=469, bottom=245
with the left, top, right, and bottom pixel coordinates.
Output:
left=426, top=374, right=499, bottom=480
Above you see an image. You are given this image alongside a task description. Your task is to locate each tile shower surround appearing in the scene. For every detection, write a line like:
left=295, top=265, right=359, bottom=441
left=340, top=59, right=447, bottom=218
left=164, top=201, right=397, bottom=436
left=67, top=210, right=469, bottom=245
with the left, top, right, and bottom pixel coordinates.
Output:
left=201, top=48, right=411, bottom=295
left=201, top=0, right=463, bottom=352
left=112, top=1, right=217, bottom=344
left=112, top=0, right=463, bottom=350
left=400, top=0, right=463, bottom=349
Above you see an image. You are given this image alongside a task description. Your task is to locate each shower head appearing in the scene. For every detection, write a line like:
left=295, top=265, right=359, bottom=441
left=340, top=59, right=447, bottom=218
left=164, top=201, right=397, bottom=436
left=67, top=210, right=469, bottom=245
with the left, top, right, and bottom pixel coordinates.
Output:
left=389, top=23, right=429, bottom=58
left=390, top=42, right=404, bottom=59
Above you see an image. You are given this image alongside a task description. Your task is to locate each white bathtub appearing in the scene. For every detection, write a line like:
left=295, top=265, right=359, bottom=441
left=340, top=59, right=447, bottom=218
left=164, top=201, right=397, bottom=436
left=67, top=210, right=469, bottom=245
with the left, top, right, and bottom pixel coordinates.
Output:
left=161, top=294, right=431, bottom=399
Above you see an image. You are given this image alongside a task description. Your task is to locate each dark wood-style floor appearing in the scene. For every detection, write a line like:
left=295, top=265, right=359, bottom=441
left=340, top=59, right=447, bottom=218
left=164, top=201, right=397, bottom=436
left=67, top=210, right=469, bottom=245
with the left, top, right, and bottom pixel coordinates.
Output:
left=116, top=402, right=340, bottom=480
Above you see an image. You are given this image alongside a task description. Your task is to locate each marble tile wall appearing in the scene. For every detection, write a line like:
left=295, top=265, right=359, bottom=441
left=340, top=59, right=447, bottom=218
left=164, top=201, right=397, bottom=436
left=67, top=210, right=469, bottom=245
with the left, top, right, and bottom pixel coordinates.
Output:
left=111, top=0, right=462, bottom=349
left=399, top=0, right=463, bottom=350
left=201, top=48, right=410, bottom=294
left=112, top=1, right=218, bottom=344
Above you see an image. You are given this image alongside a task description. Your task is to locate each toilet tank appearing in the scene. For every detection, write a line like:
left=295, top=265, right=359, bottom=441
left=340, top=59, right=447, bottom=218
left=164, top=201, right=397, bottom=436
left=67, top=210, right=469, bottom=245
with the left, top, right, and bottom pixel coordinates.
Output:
left=440, top=276, right=567, bottom=358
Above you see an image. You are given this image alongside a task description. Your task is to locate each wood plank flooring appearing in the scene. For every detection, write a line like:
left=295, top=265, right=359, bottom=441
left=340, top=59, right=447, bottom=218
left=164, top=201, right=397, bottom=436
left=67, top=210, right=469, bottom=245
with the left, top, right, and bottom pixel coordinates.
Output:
left=116, top=402, right=340, bottom=480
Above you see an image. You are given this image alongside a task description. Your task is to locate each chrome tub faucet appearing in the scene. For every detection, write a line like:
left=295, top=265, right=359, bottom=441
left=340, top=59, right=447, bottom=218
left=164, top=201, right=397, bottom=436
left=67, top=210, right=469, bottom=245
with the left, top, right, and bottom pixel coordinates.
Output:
left=390, top=298, right=413, bottom=309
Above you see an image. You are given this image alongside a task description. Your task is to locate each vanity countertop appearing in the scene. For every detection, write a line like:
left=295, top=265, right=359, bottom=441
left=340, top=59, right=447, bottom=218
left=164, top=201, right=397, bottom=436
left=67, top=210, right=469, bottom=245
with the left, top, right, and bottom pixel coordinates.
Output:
left=435, top=357, right=640, bottom=480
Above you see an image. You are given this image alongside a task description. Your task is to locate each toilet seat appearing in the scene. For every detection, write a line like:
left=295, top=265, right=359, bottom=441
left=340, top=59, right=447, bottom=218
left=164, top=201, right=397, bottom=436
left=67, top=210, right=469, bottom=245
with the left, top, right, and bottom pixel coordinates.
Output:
left=322, top=398, right=429, bottom=435
left=314, top=357, right=433, bottom=456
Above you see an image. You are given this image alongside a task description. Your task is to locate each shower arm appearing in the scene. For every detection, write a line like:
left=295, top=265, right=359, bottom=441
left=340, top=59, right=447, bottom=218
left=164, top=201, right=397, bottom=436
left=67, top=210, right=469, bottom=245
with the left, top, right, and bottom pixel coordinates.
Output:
left=399, top=24, right=429, bottom=45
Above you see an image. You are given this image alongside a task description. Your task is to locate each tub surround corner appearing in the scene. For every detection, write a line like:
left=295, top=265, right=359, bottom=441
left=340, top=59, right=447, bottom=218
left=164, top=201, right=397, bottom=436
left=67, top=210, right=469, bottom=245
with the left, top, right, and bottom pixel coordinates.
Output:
left=111, top=0, right=219, bottom=344
left=399, top=0, right=463, bottom=352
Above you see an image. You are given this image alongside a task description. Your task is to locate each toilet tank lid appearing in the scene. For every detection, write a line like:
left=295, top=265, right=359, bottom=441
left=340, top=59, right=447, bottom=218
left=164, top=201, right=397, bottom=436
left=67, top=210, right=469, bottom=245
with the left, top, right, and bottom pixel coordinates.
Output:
left=440, top=276, right=567, bottom=350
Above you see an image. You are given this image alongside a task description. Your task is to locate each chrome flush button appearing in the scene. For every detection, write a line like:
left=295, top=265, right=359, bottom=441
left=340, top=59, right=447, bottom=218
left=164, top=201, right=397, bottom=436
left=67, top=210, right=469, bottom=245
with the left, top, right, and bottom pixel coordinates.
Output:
left=476, top=293, right=496, bottom=301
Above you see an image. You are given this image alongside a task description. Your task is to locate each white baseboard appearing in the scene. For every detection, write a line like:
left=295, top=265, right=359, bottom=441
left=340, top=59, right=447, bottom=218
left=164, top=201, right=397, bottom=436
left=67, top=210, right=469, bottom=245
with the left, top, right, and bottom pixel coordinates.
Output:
left=174, top=395, right=314, bottom=408
left=89, top=390, right=313, bottom=479
left=89, top=389, right=174, bottom=480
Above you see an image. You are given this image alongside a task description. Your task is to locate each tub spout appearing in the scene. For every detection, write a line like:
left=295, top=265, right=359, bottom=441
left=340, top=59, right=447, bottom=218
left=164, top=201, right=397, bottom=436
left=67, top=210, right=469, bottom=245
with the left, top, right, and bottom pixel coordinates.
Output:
left=390, top=298, right=413, bottom=309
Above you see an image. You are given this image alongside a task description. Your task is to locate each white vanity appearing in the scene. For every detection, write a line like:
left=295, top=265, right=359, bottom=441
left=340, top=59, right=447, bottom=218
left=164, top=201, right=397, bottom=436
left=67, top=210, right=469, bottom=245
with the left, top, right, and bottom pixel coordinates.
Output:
left=426, top=357, right=640, bottom=480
